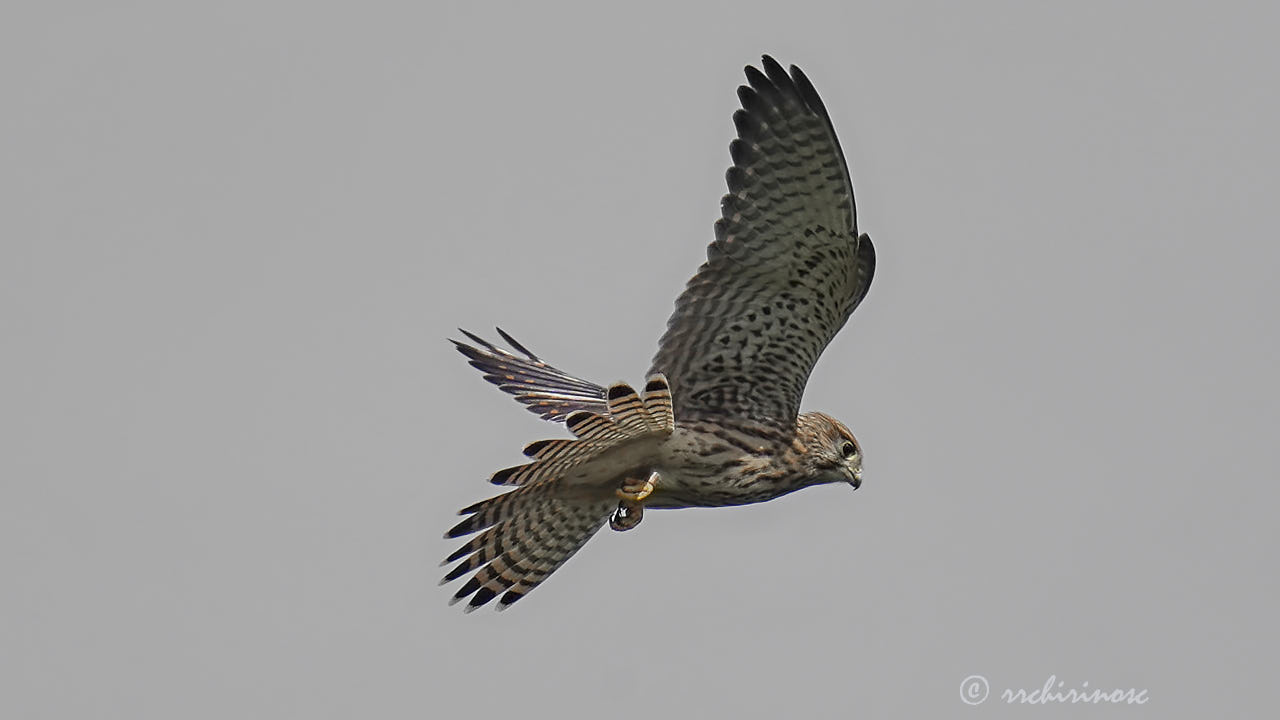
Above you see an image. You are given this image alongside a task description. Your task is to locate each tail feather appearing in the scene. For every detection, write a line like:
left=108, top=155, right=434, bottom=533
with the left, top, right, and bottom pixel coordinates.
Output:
left=486, top=377, right=674, bottom=487
left=565, top=411, right=631, bottom=443
left=523, top=438, right=605, bottom=463
left=606, top=382, right=652, bottom=435
left=642, top=375, right=675, bottom=432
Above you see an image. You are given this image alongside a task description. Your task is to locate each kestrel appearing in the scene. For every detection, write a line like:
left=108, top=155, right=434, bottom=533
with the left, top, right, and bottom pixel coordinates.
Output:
left=442, top=56, right=876, bottom=611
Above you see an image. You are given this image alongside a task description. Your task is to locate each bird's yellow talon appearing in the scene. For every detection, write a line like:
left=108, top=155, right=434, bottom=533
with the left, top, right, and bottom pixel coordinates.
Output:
left=615, top=482, right=653, bottom=502
left=615, top=471, right=658, bottom=502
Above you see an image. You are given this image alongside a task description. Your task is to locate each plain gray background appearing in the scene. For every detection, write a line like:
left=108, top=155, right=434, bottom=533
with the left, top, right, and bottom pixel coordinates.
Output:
left=4, top=1, right=1277, bottom=717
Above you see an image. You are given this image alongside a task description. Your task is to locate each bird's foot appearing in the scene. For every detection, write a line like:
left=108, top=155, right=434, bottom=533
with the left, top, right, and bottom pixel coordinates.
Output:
left=615, top=472, right=656, bottom=503
left=610, top=471, right=658, bottom=532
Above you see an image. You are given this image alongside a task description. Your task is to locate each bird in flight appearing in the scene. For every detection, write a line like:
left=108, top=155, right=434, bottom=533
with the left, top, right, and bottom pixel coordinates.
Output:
left=443, top=55, right=876, bottom=611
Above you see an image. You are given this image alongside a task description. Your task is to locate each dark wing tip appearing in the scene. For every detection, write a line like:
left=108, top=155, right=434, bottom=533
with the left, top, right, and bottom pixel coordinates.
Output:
left=788, top=62, right=831, bottom=121
left=445, top=542, right=474, bottom=564
left=494, top=327, right=539, bottom=361
left=444, top=518, right=474, bottom=539
left=760, top=55, right=796, bottom=97
left=467, top=586, right=499, bottom=610
left=451, top=329, right=609, bottom=422
left=743, top=64, right=770, bottom=94
left=442, top=561, right=472, bottom=582
left=452, top=578, right=482, bottom=604
left=456, top=328, right=496, bottom=351
left=755, top=56, right=856, bottom=233
left=736, top=84, right=761, bottom=114
left=731, top=108, right=757, bottom=141
left=496, top=590, right=525, bottom=610
left=859, top=231, right=876, bottom=274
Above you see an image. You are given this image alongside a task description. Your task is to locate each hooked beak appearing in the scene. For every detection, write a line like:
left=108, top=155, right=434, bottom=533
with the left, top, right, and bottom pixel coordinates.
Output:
left=849, top=467, right=862, bottom=490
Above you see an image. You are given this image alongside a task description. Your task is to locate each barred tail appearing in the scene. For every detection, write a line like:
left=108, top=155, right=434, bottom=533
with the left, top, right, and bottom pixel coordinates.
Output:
left=488, top=375, right=675, bottom=487
left=442, top=375, right=674, bottom=611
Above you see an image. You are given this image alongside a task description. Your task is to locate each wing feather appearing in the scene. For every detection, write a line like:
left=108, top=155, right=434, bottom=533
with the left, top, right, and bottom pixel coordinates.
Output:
left=453, top=329, right=608, bottom=421
left=649, top=56, right=875, bottom=428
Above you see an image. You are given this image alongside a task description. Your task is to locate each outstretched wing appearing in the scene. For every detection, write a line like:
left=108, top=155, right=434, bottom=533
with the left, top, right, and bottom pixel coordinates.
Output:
left=442, top=483, right=615, bottom=611
left=649, top=55, right=875, bottom=429
left=452, top=328, right=608, bottom=421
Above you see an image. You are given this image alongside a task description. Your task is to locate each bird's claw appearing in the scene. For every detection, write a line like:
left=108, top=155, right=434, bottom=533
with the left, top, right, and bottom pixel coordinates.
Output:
left=610, top=472, right=658, bottom=532
left=615, top=476, right=655, bottom=503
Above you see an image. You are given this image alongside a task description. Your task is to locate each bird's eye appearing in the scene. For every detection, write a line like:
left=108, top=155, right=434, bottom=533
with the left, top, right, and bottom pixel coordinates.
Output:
left=841, top=440, right=857, bottom=458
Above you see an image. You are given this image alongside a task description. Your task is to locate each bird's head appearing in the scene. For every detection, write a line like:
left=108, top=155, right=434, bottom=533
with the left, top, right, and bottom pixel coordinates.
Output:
left=797, top=411, right=863, bottom=490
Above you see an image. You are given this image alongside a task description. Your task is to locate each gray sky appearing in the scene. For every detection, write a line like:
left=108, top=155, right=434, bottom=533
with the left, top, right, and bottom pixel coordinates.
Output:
left=4, top=1, right=1278, bottom=717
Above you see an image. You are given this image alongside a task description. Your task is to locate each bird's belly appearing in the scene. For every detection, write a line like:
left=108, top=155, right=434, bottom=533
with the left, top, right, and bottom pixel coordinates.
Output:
left=644, top=467, right=796, bottom=509
left=638, top=427, right=798, bottom=509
